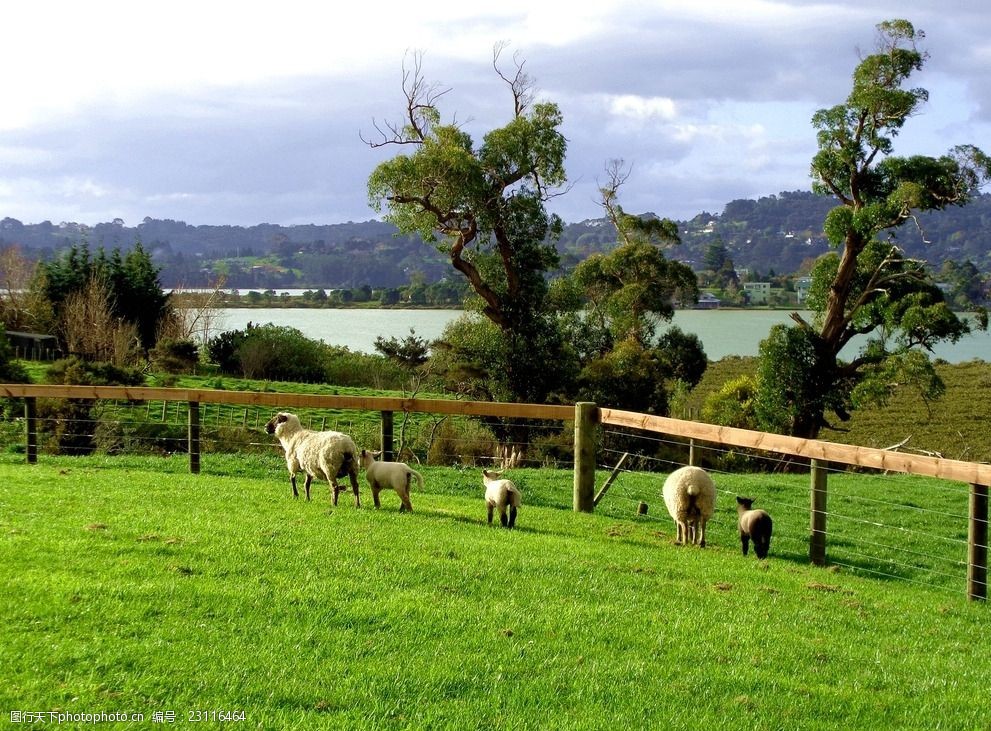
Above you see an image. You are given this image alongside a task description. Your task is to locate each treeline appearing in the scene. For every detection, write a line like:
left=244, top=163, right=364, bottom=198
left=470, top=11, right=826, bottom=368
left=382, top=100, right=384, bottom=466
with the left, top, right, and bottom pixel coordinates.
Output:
left=2, top=190, right=989, bottom=289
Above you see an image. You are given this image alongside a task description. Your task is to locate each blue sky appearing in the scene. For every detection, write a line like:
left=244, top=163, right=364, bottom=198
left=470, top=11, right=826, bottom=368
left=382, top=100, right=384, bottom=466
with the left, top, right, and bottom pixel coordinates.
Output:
left=2, top=0, right=989, bottom=227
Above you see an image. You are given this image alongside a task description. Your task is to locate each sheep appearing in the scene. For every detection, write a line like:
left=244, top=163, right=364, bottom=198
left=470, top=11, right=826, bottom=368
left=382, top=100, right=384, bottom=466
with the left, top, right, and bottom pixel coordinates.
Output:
left=662, top=465, right=716, bottom=547
left=358, top=449, right=422, bottom=512
left=481, top=469, right=522, bottom=528
left=264, top=412, right=361, bottom=506
left=736, top=496, right=773, bottom=559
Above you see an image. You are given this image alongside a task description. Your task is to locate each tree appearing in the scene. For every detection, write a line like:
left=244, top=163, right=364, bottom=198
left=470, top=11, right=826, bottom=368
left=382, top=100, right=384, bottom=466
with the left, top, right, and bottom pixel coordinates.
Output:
left=38, top=242, right=171, bottom=353
left=755, top=19, right=991, bottom=438
left=366, top=46, right=570, bottom=403
left=564, top=163, right=704, bottom=413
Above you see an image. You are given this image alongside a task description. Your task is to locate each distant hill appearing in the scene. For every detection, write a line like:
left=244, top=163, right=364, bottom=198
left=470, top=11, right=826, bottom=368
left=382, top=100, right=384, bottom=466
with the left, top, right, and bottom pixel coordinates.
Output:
left=2, top=190, right=989, bottom=288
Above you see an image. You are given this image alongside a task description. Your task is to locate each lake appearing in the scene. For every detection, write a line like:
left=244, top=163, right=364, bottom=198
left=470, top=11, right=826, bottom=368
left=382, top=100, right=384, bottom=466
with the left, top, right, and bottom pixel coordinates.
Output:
left=206, top=308, right=991, bottom=363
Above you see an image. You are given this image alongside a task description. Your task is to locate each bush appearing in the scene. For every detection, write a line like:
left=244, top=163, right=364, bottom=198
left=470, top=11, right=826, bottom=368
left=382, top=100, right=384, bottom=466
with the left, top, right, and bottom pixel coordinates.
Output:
left=39, top=357, right=146, bottom=455
left=207, top=323, right=325, bottom=382
left=150, top=339, right=200, bottom=374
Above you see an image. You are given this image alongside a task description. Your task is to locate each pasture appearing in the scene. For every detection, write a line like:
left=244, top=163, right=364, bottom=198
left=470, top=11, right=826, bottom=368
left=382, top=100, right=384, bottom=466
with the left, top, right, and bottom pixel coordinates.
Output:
left=1, top=454, right=987, bottom=729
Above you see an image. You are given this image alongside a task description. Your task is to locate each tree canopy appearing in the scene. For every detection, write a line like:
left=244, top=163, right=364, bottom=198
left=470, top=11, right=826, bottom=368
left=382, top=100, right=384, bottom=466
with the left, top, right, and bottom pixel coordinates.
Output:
left=755, top=19, right=991, bottom=438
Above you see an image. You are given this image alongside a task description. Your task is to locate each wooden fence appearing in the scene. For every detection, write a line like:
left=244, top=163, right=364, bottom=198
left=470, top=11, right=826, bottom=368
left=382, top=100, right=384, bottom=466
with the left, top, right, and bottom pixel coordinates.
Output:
left=1, top=385, right=988, bottom=601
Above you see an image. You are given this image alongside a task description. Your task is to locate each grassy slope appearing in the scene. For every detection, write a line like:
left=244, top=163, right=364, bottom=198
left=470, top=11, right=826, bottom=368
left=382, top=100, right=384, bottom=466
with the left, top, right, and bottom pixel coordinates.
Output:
left=1, top=456, right=987, bottom=730
left=682, top=357, right=991, bottom=463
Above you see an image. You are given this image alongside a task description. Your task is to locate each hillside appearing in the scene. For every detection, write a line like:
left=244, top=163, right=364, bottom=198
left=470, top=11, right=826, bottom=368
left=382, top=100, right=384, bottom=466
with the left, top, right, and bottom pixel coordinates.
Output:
left=3, top=190, right=990, bottom=288
left=680, top=358, right=991, bottom=463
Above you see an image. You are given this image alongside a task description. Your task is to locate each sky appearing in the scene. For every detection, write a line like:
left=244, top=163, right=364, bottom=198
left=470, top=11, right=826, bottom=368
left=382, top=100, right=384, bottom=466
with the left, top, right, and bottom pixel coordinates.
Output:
left=2, top=0, right=989, bottom=228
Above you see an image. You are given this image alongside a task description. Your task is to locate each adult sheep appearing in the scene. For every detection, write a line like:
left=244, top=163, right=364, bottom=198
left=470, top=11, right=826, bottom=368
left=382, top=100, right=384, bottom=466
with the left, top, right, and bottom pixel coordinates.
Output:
left=265, top=412, right=361, bottom=506
left=662, top=465, right=716, bottom=547
left=359, top=449, right=422, bottom=512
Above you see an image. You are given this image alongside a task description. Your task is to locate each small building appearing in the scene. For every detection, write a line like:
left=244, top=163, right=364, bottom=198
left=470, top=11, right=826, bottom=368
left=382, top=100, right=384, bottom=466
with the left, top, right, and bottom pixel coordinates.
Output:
left=695, top=292, right=721, bottom=309
left=795, top=276, right=813, bottom=303
left=5, top=331, right=61, bottom=361
left=743, top=282, right=771, bottom=305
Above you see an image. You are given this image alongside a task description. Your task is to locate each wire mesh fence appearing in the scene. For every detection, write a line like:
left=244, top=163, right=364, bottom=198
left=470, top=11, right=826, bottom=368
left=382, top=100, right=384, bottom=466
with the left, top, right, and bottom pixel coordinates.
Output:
left=1, top=387, right=986, bottom=599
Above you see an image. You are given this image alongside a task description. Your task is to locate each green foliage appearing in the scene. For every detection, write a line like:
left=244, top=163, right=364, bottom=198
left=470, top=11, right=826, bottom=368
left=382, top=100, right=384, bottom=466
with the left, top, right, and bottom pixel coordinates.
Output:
left=149, top=338, right=200, bottom=374
left=577, top=340, right=668, bottom=414
left=39, top=356, right=145, bottom=455
left=38, top=242, right=170, bottom=350
left=754, top=325, right=852, bottom=436
left=758, top=18, right=990, bottom=438
left=207, top=323, right=325, bottom=382
left=367, top=52, right=568, bottom=404
left=373, top=328, right=430, bottom=369
left=702, top=375, right=759, bottom=429
left=0, top=327, right=29, bottom=385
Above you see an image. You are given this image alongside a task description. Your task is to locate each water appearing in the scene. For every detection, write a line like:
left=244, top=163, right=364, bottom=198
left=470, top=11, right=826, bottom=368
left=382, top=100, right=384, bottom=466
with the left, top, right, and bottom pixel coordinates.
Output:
left=204, top=308, right=991, bottom=363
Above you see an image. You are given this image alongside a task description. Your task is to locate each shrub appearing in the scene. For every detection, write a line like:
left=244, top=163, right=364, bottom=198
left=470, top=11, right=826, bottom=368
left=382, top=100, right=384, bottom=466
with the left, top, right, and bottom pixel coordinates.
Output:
left=150, top=339, right=200, bottom=374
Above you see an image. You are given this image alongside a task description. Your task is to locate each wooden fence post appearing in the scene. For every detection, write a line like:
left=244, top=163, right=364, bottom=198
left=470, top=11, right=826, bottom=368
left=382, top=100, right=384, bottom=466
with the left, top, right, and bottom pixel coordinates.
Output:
left=25, top=397, right=37, bottom=465
left=968, top=482, right=988, bottom=601
left=188, top=401, right=200, bottom=475
left=381, top=411, right=394, bottom=462
left=573, top=402, right=597, bottom=513
left=810, top=459, right=828, bottom=566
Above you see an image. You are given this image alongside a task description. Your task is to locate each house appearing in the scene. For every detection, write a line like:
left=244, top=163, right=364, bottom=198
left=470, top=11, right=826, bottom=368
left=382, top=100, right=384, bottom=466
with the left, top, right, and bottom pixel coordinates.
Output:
left=695, top=292, right=721, bottom=309
left=743, top=282, right=770, bottom=305
left=795, top=276, right=813, bottom=304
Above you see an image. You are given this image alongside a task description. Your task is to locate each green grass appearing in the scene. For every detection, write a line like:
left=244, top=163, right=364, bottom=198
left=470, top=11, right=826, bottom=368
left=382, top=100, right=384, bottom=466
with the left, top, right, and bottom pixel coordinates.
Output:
left=1, top=455, right=987, bottom=730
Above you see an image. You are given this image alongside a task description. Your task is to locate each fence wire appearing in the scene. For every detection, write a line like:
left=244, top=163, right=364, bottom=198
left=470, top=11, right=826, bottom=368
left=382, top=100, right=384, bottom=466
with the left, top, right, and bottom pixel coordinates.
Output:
left=595, top=427, right=981, bottom=597
left=2, top=396, right=985, bottom=598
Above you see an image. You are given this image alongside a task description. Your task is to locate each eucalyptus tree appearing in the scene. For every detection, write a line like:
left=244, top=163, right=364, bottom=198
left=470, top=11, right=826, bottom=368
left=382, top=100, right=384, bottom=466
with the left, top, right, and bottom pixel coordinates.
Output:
left=563, top=162, right=704, bottom=413
left=366, top=46, right=572, bottom=403
left=755, top=19, right=990, bottom=438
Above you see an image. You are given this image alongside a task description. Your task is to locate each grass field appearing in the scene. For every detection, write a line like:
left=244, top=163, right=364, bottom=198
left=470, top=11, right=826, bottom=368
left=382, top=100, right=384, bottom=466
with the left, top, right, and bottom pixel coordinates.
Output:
left=1, top=455, right=988, bottom=730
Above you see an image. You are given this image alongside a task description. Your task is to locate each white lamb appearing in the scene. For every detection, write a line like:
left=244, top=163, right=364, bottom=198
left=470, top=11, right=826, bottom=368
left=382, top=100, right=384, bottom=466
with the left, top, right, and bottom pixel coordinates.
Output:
left=481, top=469, right=522, bottom=528
left=264, top=412, right=361, bottom=506
left=662, top=465, right=716, bottom=547
left=359, top=449, right=422, bottom=512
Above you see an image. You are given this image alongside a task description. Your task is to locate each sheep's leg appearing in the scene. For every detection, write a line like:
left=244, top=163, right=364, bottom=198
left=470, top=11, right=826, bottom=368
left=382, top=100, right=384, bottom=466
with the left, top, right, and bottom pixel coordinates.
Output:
left=487, top=505, right=494, bottom=524
left=349, top=468, right=361, bottom=507
left=675, top=521, right=685, bottom=545
left=303, top=474, right=313, bottom=501
left=499, top=508, right=508, bottom=527
left=290, top=473, right=299, bottom=499
left=741, top=533, right=750, bottom=556
left=399, top=474, right=413, bottom=512
left=508, top=505, right=517, bottom=529
left=371, top=484, right=382, bottom=509
left=698, top=519, right=707, bottom=548
left=330, top=480, right=341, bottom=506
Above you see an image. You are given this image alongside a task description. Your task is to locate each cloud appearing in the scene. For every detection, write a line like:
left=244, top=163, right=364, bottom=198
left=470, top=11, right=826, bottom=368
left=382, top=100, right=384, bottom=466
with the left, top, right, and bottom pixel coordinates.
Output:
left=2, top=1, right=990, bottom=227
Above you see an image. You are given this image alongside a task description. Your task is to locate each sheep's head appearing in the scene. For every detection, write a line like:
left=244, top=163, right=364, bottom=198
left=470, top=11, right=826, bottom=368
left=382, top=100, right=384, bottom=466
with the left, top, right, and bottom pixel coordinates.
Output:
left=482, top=469, right=504, bottom=485
left=736, top=496, right=755, bottom=510
left=359, top=449, right=381, bottom=469
left=265, top=412, right=298, bottom=436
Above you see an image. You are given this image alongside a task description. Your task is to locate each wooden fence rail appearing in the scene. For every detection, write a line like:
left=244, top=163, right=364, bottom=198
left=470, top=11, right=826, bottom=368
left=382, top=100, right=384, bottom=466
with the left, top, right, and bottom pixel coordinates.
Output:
left=2, top=384, right=987, bottom=600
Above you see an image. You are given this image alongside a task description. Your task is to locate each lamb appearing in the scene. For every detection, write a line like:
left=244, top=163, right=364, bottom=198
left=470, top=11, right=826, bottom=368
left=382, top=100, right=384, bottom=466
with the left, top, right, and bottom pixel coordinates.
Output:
left=736, top=496, right=773, bottom=559
left=358, top=449, right=422, bottom=512
left=481, top=469, right=522, bottom=528
left=264, top=411, right=361, bottom=506
left=662, top=465, right=716, bottom=547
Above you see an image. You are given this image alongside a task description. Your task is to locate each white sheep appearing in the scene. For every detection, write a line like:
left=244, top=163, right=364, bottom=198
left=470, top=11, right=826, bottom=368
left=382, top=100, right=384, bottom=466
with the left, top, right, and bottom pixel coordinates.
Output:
left=736, top=496, right=773, bottom=559
left=359, top=449, right=422, bottom=512
left=662, top=465, right=716, bottom=547
left=481, top=469, right=522, bottom=528
left=264, top=412, right=360, bottom=506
